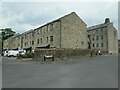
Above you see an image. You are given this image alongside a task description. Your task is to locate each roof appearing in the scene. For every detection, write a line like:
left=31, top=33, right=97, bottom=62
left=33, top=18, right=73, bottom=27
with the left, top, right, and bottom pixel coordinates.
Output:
left=36, top=44, right=50, bottom=48
left=34, top=12, right=75, bottom=30
left=87, top=22, right=113, bottom=31
left=23, top=46, right=32, bottom=50
left=34, top=12, right=86, bottom=30
left=21, top=29, right=34, bottom=35
left=4, top=33, right=20, bottom=41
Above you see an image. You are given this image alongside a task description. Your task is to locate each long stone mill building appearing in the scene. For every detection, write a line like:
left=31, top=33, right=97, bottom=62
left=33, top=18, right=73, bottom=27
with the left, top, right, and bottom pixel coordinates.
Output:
left=3, top=12, right=118, bottom=55
left=87, top=18, right=118, bottom=54
left=3, top=12, right=88, bottom=52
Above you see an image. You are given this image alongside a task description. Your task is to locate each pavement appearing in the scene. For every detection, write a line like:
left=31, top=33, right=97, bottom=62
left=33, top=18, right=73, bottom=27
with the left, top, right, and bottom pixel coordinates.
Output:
left=2, top=55, right=118, bottom=88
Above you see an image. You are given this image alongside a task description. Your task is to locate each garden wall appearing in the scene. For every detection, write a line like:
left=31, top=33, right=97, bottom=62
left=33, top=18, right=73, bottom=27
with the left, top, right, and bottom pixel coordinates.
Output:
left=34, top=48, right=95, bottom=61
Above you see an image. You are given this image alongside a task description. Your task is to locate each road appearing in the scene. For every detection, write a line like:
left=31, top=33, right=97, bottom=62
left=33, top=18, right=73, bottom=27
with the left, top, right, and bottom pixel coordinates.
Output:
left=2, top=55, right=118, bottom=88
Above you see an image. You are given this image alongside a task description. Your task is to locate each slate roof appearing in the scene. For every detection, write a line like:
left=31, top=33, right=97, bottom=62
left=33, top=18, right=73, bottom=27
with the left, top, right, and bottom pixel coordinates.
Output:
left=87, top=22, right=112, bottom=31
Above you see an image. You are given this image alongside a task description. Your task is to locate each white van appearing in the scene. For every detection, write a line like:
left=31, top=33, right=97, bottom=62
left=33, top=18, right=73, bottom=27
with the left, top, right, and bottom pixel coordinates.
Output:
left=4, top=51, right=8, bottom=56
left=7, top=50, right=19, bottom=57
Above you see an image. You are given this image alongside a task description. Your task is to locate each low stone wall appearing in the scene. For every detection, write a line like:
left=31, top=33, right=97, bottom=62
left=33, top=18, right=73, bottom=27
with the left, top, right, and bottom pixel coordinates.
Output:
left=34, top=48, right=95, bottom=61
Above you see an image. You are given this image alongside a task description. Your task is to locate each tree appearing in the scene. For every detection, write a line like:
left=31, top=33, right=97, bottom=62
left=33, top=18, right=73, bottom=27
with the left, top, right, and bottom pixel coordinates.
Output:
left=0, top=28, right=16, bottom=55
left=1, top=28, right=16, bottom=41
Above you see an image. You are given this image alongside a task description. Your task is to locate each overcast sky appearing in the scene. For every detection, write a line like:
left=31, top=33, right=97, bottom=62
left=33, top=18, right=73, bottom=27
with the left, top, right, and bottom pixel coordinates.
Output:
left=0, top=0, right=119, bottom=37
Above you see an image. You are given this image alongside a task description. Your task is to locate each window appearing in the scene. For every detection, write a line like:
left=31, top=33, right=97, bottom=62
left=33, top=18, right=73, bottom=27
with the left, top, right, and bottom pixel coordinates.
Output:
left=93, top=44, right=94, bottom=47
left=41, top=38, right=42, bottom=43
left=96, top=30, right=98, bottom=33
left=101, top=36, right=103, bottom=39
left=96, top=36, right=99, bottom=40
left=50, top=36, right=53, bottom=42
left=92, top=37, right=94, bottom=41
left=97, top=43, right=99, bottom=47
left=101, top=43, right=103, bottom=47
left=32, top=32, right=34, bottom=37
left=25, top=42, right=26, bottom=46
left=47, top=37, right=48, bottom=43
left=101, top=29, right=103, bottom=34
left=32, top=41, right=34, bottom=45
left=37, top=39, right=39, bottom=44
left=37, top=30, right=39, bottom=34
left=88, top=34, right=90, bottom=38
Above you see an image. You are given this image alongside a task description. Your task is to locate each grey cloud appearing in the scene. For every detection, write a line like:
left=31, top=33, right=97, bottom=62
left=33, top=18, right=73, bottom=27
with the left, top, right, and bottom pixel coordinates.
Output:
left=1, top=2, right=118, bottom=38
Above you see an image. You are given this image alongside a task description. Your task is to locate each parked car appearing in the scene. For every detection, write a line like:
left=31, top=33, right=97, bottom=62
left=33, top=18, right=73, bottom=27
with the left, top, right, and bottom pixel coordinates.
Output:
left=7, top=50, right=19, bottom=57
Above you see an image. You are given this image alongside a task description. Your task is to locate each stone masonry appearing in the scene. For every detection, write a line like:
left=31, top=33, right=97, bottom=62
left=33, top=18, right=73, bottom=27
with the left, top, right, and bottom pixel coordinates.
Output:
left=3, top=12, right=88, bottom=51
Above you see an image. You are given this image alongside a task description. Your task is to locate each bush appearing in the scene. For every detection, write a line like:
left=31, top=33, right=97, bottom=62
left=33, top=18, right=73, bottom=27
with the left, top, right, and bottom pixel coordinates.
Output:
left=17, top=52, right=33, bottom=59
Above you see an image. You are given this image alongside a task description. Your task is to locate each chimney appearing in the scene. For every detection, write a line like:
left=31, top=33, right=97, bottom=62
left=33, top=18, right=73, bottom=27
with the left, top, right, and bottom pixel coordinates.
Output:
left=105, top=18, right=110, bottom=24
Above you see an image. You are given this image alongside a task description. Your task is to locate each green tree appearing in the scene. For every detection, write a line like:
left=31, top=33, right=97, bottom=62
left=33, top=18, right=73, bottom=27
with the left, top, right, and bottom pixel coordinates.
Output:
left=0, top=28, right=16, bottom=55
left=1, top=28, right=16, bottom=41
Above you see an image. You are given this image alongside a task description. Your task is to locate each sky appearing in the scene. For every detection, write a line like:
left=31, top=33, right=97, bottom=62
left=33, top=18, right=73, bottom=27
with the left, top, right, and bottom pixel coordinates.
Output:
left=0, top=0, right=120, bottom=38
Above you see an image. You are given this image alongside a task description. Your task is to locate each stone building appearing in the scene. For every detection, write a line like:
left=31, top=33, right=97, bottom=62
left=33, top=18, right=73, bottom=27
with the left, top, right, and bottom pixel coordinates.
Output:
left=34, top=12, right=88, bottom=50
left=3, top=33, right=21, bottom=50
left=87, top=18, right=118, bottom=54
left=3, top=12, right=88, bottom=51
left=21, top=29, right=34, bottom=52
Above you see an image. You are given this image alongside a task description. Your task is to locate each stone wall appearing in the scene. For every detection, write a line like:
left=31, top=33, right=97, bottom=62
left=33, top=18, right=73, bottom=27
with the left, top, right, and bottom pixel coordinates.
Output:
left=34, top=20, right=61, bottom=49
left=22, top=30, right=34, bottom=50
left=87, top=20, right=118, bottom=54
left=61, top=12, right=88, bottom=49
left=107, top=23, right=118, bottom=54
left=3, top=12, right=88, bottom=51
left=34, top=48, right=95, bottom=61
left=3, top=34, right=22, bottom=50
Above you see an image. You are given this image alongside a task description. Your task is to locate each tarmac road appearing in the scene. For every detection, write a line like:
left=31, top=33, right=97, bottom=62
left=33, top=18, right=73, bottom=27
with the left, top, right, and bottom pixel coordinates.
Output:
left=2, top=55, right=118, bottom=88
